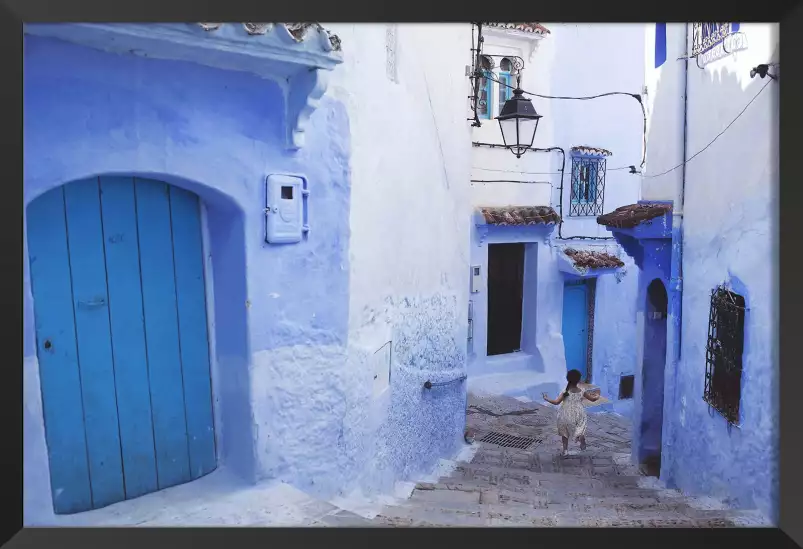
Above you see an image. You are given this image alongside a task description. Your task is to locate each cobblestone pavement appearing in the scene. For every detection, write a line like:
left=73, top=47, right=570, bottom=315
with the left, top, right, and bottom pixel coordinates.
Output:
left=369, top=393, right=769, bottom=528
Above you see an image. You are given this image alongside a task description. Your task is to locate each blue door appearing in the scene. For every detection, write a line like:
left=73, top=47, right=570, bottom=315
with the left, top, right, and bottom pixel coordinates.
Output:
left=562, top=280, right=589, bottom=381
left=27, top=177, right=216, bottom=514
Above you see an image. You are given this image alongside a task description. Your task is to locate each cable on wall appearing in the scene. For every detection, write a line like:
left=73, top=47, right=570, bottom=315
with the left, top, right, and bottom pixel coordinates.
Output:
left=642, top=78, right=775, bottom=179
left=484, top=72, right=647, bottom=169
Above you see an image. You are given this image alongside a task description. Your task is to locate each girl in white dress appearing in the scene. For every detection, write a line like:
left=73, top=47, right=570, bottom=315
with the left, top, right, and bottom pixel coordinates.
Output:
left=542, top=369, right=601, bottom=456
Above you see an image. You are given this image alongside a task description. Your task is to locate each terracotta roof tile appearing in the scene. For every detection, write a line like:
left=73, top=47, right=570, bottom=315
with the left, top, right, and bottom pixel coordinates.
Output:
left=198, top=22, right=342, bottom=51
left=484, top=22, right=551, bottom=36
left=479, top=206, right=561, bottom=226
left=571, top=145, right=613, bottom=157
left=596, top=203, right=672, bottom=229
left=564, top=248, right=625, bottom=270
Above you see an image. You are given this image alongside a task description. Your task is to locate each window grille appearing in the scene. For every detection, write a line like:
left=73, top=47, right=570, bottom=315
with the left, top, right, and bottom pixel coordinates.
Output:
left=569, top=155, right=606, bottom=217
left=703, top=286, right=746, bottom=425
left=691, top=23, right=737, bottom=58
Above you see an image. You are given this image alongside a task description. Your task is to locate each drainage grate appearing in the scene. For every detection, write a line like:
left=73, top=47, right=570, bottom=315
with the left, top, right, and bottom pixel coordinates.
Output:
left=479, top=432, right=537, bottom=450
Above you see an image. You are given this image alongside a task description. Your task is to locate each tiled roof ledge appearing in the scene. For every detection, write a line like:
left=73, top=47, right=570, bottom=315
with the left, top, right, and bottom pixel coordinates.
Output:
left=558, top=247, right=625, bottom=278
left=24, top=23, right=344, bottom=150
left=477, top=206, right=561, bottom=226
left=484, top=22, right=551, bottom=37
left=597, top=202, right=672, bottom=229
left=571, top=145, right=613, bottom=157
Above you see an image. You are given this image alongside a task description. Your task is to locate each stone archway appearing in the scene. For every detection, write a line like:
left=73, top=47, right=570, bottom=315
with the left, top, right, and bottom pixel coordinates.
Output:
left=24, top=173, right=254, bottom=517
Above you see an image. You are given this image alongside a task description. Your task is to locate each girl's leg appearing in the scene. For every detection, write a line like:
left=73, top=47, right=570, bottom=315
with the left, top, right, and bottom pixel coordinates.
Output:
left=578, top=435, right=587, bottom=451
left=561, top=437, right=569, bottom=454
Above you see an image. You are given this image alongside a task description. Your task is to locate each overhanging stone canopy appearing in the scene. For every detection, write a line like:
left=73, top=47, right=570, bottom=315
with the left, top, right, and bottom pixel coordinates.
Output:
left=558, top=247, right=626, bottom=278
left=484, top=22, right=551, bottom=36
left=478, top=206, right=561, bottom=226
left=596, top=201, right=674, bottom=270
left=571, top=145, right=613, bottom=157
left=597, top=202, right=672, bottom=229
left=24, top=22, right=344, bottom=150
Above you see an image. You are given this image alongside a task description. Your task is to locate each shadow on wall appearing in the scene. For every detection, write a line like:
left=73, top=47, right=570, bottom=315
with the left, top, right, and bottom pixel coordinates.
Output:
left=640, top=279, right=667, bottom=477
left=645, top=38, right=779, bottom=519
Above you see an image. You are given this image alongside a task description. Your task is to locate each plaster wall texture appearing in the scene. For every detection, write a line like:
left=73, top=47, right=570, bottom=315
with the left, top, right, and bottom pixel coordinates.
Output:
left=325, top=23, right=472, bottom=495
left=24, top=23, right=472, bottom=523
left=640, top=23, right=778, bottom=520
left=467, top=25, right=643, bottom=418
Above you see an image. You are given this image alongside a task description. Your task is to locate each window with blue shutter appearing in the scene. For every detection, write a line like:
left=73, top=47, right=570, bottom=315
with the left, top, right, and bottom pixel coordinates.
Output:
left=655, top=23, right=667, bottom=68
left=497, top=72, right=512, bottom=115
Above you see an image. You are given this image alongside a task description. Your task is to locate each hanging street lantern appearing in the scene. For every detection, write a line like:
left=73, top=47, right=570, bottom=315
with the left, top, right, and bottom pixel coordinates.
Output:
left=496, top=81, right=542, bottom=158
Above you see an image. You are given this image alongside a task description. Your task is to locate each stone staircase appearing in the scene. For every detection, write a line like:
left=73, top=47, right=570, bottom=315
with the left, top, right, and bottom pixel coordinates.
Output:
left=368, top=393, right=769, bottom=528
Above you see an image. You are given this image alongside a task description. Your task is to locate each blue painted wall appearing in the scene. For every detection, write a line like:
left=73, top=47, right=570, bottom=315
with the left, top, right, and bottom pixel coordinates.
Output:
left=466, top=222, right=640, bottom=417
left=23, top=34, right=354, bottom=521
left=24, top=27, right=475, bottom=524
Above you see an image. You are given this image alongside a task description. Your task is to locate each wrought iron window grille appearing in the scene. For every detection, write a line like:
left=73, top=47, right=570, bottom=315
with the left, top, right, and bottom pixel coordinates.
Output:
left=569, top=155, right=606, bottom=217
left=690, top=23, right=737, bottom=59
left=703, top=285, right=746, bottom=426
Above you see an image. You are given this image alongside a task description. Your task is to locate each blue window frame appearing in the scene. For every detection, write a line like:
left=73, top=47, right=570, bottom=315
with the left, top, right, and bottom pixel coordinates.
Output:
left=478, top=69, right=493, bottom=120
left=569, top=155, right=606, bottom=217
left=655, top=23, right=667, bottom=68
left=497, top=71, right=512, bottom=115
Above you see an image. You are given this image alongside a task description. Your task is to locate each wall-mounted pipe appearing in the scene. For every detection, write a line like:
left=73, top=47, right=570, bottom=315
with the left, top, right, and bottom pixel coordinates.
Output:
left=664, top=22, right=689, bottom=480
left=424, top=374, right=467, bottom=390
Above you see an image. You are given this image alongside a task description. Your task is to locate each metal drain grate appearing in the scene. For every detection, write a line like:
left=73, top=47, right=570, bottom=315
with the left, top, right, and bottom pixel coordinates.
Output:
left=479, top=432, right=537, bottom=450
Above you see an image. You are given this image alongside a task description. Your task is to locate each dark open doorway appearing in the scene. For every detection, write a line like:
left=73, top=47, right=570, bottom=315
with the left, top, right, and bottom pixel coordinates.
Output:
left=640, top=279, right=668, bottom=477
left=487, top=243, right=525, bottom=356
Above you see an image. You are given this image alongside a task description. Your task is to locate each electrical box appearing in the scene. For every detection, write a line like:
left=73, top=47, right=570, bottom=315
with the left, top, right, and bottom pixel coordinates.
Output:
left=470, top=265, right=481, bottom=293
left=265, top=174, right=309, bottom=244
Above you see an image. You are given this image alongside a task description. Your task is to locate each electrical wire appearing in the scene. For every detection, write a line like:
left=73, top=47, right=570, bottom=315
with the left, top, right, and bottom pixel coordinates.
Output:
left=471, top=179, right=548, bottom=184
left=472, top=166, right=563, bottom=176
left=483, top=73, right=648, bottom=168
left=642, top=78, right=775, bottom=179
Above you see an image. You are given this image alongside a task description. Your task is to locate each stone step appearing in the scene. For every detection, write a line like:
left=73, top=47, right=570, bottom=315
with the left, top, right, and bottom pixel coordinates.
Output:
left=374, top=504, right=487, bottom=527
left=453, top=462, right=645, bottom=491
left=376, top=500, right=742, bottom=528
left=408, top=488, right=695, bottom=513
left=313, top=509, right=377, bottom=527
left=409, top=487, right=480, bottom=505
left=420, top=478, right=683, bottom=512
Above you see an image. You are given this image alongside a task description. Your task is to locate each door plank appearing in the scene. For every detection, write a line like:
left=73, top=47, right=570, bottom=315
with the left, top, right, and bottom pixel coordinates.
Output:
left=134, top=178, right=191, bottom=489
left=168, top=186, right=216, bottom=479
left=63, top=178, right=126, bottom=508
left=99, top=176, right=159, bottom=499
left=27, top=186, right=93, bottom=514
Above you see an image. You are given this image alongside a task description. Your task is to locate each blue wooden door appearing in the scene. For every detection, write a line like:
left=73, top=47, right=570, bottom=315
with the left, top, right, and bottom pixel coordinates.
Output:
left=27, top=177, right=216, bottom=514
left=562, top=280, right=589, bottom=380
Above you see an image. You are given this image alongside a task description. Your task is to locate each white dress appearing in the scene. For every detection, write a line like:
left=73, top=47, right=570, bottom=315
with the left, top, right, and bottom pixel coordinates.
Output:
left=556, top=390, right=588, bottom=440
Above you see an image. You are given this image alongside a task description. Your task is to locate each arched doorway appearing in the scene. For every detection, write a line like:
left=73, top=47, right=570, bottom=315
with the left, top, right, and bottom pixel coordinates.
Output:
left=27, top=176, right=217, bottom=514
left=639, top=278, right=668, bottom=477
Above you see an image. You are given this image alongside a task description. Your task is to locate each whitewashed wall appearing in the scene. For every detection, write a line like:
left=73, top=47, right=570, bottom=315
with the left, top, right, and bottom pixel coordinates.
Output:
left=641, top=23, right=779, bottom=520
left=325, top=23, right=473, bottom=495
left=549, top=23, right=645, bottom=237
left=328, top=24, right=471, bottom=346
left=470, top=26, right=555, bottom=208
left=467, top=24, right=643, bottom=417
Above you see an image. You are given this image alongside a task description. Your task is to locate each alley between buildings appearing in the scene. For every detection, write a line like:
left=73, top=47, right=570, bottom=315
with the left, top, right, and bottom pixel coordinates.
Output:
left=371, top=393, right=770, bottom=527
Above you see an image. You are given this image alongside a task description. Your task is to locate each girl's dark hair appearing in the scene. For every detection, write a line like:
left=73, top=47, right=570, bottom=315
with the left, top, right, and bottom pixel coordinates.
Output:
left=562, top=369, right=583, bottom=398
